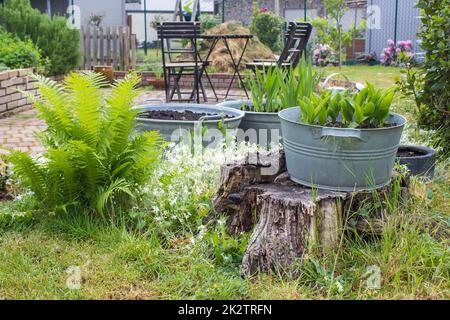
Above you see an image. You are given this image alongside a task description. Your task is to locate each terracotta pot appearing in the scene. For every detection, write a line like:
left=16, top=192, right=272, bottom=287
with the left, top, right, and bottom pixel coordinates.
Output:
left=147, top=77, right=165, bottom=90
left=94, top=65, right=114, bottom=82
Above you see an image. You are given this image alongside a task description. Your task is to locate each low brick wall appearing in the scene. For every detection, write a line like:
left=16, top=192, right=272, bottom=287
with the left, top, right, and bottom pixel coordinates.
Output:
left=0, top=69, right=38, bottom=117
left=113, top=71, right=241, bottom=90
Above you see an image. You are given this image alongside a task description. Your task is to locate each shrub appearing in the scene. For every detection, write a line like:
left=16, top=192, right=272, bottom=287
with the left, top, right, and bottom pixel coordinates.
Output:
left=313, top=43, right=337, bottom=66
left=0, top=0, right=81, bottom=75
left=380, top=39, right=414, bottom=66
left=249, top=2, right=283, bottom=52
left=0, top=63, right=9, bottom=71
left=199, top=14, right=221, bottom=33
left=0, top=28, right=49, bottom=73
left=310, top=14, right=366, bottom=66
left=5, top=72, right=165, bottom=218
left=415, top=0, right=449, bottom=153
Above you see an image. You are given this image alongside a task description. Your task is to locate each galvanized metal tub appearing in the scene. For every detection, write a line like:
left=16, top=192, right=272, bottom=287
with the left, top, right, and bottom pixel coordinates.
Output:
left=278, top=107, right=407, bottom=191
left=217, top=100, right=281, bottom=146
left=135, top=103, right=245, bottom=145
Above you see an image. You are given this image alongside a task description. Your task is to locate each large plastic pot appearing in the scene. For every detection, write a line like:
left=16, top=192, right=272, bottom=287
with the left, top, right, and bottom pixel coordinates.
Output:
left=397, top=145, right=435, bottom=179
left=135, top=103, right=244, bottom=145
left=217, top=100, right=281, bottom=146
left=278, top=107, right=407, bottom=191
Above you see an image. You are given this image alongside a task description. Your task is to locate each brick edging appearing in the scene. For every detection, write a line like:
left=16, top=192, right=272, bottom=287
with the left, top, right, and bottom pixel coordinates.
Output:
left=0, top=68, right=38, bottom=116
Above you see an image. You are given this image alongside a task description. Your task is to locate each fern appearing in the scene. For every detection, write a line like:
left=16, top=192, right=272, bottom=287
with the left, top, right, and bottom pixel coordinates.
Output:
left=6, top=72, right=164, bottom=217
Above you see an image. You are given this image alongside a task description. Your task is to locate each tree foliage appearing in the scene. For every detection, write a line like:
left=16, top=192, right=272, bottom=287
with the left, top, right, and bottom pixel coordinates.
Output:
left=415, top=0, right=449, bottom=153
left=0, top=0, right=81, bottom=75
left=249, top=1, right=284, bottom=52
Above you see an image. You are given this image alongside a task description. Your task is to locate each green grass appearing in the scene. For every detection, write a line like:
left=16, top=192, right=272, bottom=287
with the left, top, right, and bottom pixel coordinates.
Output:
left=321, top=65, right=401, bottom=89
left=0, top=65, right=448, bottom=300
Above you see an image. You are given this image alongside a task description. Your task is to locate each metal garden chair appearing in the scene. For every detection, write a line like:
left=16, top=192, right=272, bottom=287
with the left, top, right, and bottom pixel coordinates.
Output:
left=246, top=22, right=313, bottom=71
left=157, top=22, right=212, bottom=103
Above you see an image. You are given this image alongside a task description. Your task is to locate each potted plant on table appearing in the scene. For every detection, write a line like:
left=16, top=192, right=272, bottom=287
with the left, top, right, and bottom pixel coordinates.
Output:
left=217, top=59, right=321, bottom=146
left=278, top=83, right=407, bottom=191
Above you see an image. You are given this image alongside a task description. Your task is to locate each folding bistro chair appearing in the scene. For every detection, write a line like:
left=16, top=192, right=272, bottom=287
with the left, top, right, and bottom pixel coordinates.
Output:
left=157, top=22, right=209, bottom=103
left=246, top=22, right=313, bottom=71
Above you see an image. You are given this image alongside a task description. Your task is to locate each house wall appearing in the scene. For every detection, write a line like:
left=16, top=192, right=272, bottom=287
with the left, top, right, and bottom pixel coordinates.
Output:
left=73, top=0, right=127, bottom=28
left=126, top=0, right=215, bottom=43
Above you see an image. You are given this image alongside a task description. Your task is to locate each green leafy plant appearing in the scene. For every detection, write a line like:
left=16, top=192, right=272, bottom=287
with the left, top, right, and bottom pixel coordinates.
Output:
left=0, top=161, right=9, bottom=192
left=150, top=15, right=167, bottom=30
left=0, top=0, right=81, bottom=75
left=415, top=0, right=449, bottom=154
left=199, top=14, right=221, bottom=33
left=310, top=4, right=366, bottom=66
left=183, top=0, right=193, bottom=13
left=298, top=83, right=396, bottom=128
left=5, top=72, right=164, bottom=219
left=247, top=66, right=280, bottom=112
left=249, top=1, right=284, bottom=52
left=278, top=58, right=322, bottom=108
left=247, top=57, right=321, bottom=112
left=0, top=28, right=49, bottom=73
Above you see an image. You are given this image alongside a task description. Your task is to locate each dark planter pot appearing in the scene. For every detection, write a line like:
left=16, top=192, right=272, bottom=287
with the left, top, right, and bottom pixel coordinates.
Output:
left=135, top=103, right=244, bottom=146
left=183, top=13, right=192, bottom=21
left=216, top=100, right=281, bottom=146
left=279, top=107, right=407, bottom=192
left=396, top=145, right=436, bottom=179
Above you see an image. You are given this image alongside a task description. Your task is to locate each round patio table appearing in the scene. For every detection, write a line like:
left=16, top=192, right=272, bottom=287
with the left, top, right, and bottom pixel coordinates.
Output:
left=199, top=34, right=253, bottom=100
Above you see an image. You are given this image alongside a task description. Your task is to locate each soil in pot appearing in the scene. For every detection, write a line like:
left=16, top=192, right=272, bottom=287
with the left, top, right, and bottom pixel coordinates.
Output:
left=139, top=110, right=230, bottom=121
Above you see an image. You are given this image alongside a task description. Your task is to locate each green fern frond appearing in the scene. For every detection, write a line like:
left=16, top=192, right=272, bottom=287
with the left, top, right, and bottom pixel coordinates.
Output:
left=95, top=178, right=135, bottom=217
left=46, top=148, right=78, bottom=200
left=64, top=72, right=106, bottom=147
left=106, top=73, right=142, bottom=158
left=7, top=151, right=46, bottom=199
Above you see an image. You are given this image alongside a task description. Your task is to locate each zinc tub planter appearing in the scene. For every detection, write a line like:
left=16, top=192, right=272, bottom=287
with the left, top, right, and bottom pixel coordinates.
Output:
left=278, top=107, right=407, bottom=191
left=217, top=100, right=281, bottom=145
left=135, top=103, right=245, bottom=144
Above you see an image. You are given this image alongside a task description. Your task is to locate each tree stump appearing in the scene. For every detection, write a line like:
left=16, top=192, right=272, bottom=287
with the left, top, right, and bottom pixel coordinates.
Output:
left=211, top=151, right=409, bottom=277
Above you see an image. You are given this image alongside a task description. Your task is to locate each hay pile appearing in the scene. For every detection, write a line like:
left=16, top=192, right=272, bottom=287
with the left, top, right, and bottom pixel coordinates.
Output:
left=200, top=22, right=275, bottom=73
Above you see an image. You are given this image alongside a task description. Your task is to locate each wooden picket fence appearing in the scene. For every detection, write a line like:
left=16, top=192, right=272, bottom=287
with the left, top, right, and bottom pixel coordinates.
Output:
left=81, top=26, right=137, bottom=71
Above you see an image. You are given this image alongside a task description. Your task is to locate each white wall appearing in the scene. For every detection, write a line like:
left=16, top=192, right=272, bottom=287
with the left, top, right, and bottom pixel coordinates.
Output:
left=127, top=0, right=215, bottom=43
left=74, top=0, right=126, bottom=28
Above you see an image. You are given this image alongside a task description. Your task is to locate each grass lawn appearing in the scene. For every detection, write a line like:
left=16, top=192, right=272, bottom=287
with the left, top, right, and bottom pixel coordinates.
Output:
left=0, top=66, right=448, bottom=300
left=321, top=65, right=401, bottom=89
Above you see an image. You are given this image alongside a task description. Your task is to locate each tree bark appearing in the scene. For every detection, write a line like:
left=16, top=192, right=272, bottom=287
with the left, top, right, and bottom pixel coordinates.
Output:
left=211, top=151, right=409, bottom=277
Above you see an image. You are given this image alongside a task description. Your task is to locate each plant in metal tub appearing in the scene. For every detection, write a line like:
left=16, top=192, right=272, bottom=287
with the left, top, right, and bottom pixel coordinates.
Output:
left=279, top=83, right=407, bottom=191
left=135, top=103, right=244, bottom=148
left=217, top=58, right=321, bottom=147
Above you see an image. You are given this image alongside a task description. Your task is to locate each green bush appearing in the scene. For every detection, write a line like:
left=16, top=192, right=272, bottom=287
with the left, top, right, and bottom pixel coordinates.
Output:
left=249, top=2, right=283, bottom=52
left=415, top=0, right=449, bottom=153
left=0, top=0, right=81, bottom=75
left=0, top=28, right=49, bottom=73
left=5, top=72, right=165, bottom=218
left=199, top=14, right=221, bottom=33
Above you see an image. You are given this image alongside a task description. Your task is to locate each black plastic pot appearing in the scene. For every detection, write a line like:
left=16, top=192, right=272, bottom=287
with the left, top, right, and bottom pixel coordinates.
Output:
left=396, top=145, right=436, bottom=179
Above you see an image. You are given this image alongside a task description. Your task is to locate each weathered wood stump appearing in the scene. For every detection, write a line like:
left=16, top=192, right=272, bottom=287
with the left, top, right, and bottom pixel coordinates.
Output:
left=211, top=151, right=409, bottom=277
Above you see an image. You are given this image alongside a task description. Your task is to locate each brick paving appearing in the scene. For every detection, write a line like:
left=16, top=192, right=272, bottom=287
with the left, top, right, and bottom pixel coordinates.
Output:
left=0, top=89, right=246, bottom=157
